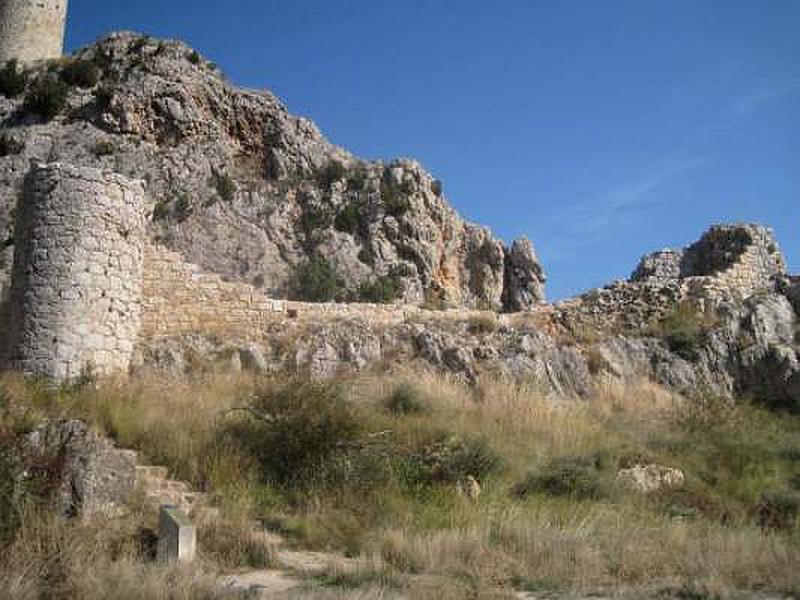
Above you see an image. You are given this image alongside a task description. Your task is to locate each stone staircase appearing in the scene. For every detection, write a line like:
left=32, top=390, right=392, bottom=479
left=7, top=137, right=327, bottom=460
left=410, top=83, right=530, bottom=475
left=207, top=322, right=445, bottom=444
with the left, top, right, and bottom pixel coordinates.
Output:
left=134, top=465, right=209, bottom=516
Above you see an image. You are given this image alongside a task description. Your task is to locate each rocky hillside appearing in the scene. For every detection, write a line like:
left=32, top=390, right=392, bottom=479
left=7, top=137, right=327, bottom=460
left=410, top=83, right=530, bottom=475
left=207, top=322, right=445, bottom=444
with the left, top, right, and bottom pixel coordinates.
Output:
left=0, top=32, right=545, bottom=310
left=136, top=224, right=800, bottom=413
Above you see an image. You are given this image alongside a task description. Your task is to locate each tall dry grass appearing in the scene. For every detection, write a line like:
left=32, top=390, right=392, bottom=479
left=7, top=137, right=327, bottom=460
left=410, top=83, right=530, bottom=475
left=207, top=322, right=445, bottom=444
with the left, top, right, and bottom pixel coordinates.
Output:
left=1, top=369, right=798, bottom=598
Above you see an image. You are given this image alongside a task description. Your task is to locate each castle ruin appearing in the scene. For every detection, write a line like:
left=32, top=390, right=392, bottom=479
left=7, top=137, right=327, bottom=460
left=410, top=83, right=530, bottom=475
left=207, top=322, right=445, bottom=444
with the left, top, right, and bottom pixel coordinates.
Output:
left=0, top=0, right=68, bottom=64
left=2, top=163, right=790, bottom=382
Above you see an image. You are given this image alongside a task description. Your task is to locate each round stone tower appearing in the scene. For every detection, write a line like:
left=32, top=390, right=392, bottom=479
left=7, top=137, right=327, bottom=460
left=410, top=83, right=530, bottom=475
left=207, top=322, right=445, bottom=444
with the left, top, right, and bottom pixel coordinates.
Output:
left=0, top=0, right=68, bottom=64
left=7, top=162, right=148, bottom=381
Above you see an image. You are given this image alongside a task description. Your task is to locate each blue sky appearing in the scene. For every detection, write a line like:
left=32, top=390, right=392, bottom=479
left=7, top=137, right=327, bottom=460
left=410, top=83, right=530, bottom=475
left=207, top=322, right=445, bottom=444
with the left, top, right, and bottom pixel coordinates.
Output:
left=66, top=1, right=799, bottom=300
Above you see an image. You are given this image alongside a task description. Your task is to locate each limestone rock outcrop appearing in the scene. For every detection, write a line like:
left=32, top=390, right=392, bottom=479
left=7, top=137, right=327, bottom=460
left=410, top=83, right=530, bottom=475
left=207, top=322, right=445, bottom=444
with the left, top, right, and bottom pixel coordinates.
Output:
left=616, top=464, right=685, bottom=494
left=502, top=237, right=547, bottom=310
left=19, top=420, right=137, bottom=518
left=0, top=32, right=545, bottom=311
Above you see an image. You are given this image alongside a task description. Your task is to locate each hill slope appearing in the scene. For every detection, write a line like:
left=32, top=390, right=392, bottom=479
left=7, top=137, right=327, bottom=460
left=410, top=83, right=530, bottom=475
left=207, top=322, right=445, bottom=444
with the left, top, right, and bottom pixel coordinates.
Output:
left=0, top=32, right=545, bottom=310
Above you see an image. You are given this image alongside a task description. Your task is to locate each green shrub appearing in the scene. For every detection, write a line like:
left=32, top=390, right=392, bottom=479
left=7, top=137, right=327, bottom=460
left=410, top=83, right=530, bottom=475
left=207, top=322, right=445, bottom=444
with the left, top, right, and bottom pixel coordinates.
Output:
left=93, top=85, right=114, bottom=112
left=59, top=59, right=100, bottom=88
left=334, top=203, right=362, bottom=235
left=431, top=179, right=443, bottom=197
left=357, top=248, right=374, bottom=266
left=0, top=426, right=19, bottom=543
left=151, top=191, right=191, bottom=222
left=187, top=50, right=202, bottom=65
left=299, top=202, right=333, bottom=242
left=384, top=383, right=428, bottom=416
left=381, top=183, right=411, bottom=218
left=380, top=169, right=414, bottom=218
left=513, top=454, right=611, bottom=500
left=357, top=265, right=410, bottom=304
left=289, top=255, right=344, bottom=302
left=230, top=381, right=365, bottom=489
left=756, top=492, right=800, bottom=530
left=24, top=77, right=69, bottom=120
left=0, top=134, right=25, bottom=157
left=0, top=60, right=28, bottom=98
left=91, top=140, right=116, bottom=157
left=347, top=166, right=368, bottom=191
left=129, top=35, right=151, bottom=54
left=467, top=314, right=498, bottom=335
left=406, top=433, right=500, bottom=486
left=358, top=273, right=403, bottom=304
left=654, top=304, right=710, bottom=361
left=212, top=172, right=237, bottom=202
left=317, top=160, right=347, bottom=190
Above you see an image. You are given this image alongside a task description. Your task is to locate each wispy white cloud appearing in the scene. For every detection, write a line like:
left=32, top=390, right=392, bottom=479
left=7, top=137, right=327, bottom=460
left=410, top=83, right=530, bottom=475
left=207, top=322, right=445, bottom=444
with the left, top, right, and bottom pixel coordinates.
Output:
left=557, top=156, right=708, bottom=235
left=708, top=80, right=800, bottom=132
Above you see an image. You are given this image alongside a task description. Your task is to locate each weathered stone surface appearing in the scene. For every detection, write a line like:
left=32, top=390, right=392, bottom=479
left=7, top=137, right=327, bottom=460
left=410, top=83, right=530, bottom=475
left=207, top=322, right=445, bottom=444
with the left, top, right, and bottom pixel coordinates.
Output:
left=6, top=162, right=148, bottom=381
left=502, top=237, right=547, bottom=311
left=0, top=0, right=68, bottom=64
left=20, top=419, right=137, bottom=518
left=632, top=223, right=785, bottom=294
left=630, top=249, right=684, bottom=287
left=783, top=277, right=800, bottom=316
left=616, top=464, right=685, bottom=494
left=292, top=320, right=383, bottom=378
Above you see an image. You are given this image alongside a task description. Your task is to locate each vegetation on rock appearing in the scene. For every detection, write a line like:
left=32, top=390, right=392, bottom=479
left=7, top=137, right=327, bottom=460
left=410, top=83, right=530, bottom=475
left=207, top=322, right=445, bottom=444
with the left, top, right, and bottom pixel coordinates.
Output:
left=23, top=76, right=68, bottom=120
left=288, top=255, right=345, bottom=302
left=0, top=60, right=28, bottom=98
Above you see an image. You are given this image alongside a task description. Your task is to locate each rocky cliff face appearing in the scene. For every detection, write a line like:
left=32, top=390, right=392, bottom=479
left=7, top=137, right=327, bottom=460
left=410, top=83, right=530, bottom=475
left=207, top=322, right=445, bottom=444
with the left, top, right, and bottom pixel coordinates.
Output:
left=0, top=32, right=544, bottom=310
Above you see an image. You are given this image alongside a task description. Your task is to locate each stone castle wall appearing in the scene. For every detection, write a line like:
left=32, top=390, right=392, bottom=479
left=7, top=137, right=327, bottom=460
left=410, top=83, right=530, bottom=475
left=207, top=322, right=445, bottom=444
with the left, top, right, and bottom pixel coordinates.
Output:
left=7, top=163, right=147, bottom=380
left=141, top=243, right=451, bottom=342
left=556, top=224, right=788, bottom=337
left=632, top=224, right=785, bottom=295
left=0, top=0, right=68, bottom=63
left=3, top=162, right=792, bottom=381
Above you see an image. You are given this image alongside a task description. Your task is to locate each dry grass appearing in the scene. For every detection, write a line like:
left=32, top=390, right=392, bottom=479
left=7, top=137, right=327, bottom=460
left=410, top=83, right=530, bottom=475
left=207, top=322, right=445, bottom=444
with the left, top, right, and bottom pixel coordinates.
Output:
left=1, top=369, right=799, bottom=598
left=0, top=503, right=238, bottom=600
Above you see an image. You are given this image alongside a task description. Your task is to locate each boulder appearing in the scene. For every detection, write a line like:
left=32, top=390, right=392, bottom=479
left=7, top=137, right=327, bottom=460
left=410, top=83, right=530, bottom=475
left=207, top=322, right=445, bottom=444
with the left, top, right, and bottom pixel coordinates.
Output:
left=20, top=420, right=137, bottom=518
left=616, top=464, right=685, bottom=494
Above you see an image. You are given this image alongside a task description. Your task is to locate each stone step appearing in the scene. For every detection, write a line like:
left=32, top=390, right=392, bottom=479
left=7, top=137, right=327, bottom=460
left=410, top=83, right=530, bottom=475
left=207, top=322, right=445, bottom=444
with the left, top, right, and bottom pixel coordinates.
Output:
left=135, top=465, right=168, bottom=482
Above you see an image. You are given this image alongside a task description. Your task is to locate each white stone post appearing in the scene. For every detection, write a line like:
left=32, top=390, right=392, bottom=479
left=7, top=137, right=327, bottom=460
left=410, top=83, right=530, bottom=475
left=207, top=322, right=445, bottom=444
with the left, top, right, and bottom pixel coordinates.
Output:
left=157, top=504, right=196, bottom=565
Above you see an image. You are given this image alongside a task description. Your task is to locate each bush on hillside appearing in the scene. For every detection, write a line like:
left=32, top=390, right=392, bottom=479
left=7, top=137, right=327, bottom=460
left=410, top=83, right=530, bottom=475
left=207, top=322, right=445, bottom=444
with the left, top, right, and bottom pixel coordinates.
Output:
left=288, top=255, right=344, bottom=302
left=357, top=273, right=404, bottom=304
left=91, top=140, right=117, bottom=157
left=380, top=169, right=414, bottom=218
left=59, top=59, right=100, bottom=88
left=93, top=85, right=114, bottom=112
left=316, top=160, right=347, bottom=190
left=654, top=304, right=711, bottom=362
left=513, top=454, right=611, bottom=500
left=405, top=432, right=500, bottom=487
left=384, top=383, right=428, bottom=416
left=756, top=492, right=800, bottom=531
left=0, top=60, right=28, bottom=98
left=229, top=381, right=365, bottom=489
left=24, top=77, right=68, bottom=120
left=333, top=203, right=362, bottom=235
left=212, top=171, right=237, bottom=202
left=0, top=134, right=25, bottom=157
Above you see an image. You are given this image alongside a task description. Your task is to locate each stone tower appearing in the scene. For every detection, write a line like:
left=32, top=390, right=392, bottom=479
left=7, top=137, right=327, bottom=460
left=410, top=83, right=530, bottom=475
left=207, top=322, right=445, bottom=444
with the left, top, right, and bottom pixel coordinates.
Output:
left=0, top=0, right=68, bottom=64
left=7, top=162, right=148, bottom=381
